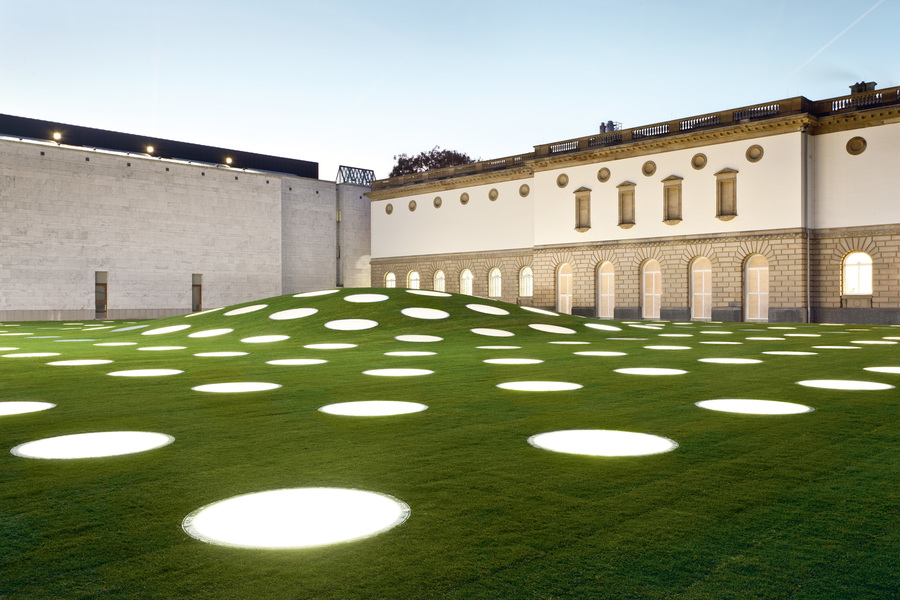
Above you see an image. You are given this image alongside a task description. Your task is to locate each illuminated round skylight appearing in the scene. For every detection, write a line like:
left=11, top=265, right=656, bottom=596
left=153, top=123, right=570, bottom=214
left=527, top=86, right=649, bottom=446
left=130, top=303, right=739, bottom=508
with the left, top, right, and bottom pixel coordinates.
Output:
left=94, top=342, right=137, bottom=346
left=615, top=367, right=687, bottom=375
left=269, top=308, right=318, bottom=321
left=192, top=382, right=282, bottom=393
left=224, top=304, right=267, bottom=316
left=768, top=326, right=796, bottom=330
left=0, top=347, right=19, bottom=351
left=142, top=324, right=191, bottom=336
left=110, top=325, right=150, bottom=332
left=194, top=351, right=248, bottom=357
left=54, top=339, right=98, bottom=343
left=548, top=341, right=590, bottom=345
left=574, top=351, right=627, bottom=357
left=188, top=328, right=234, bottom=338
left=185, top=307, right=224, bottom=318
left=362, top=369, right=433, bottom=377
left=529, top=324, right=576, bottom=335
left=384, top=351, right=435, bottom=357
left=607, top=337, right=647, bottom=341
left=696, top=399, right=813, bottom=415
left=3, top=353, right=60, bottom=358
left=659, top=334, right=693, bottom=338
left=319, top=401, right=428, bottom=417
left=851, top=340, right=897, bottom=345
left=629, top=324, right=662, bottom=330
left=107, top=369, right=183, bottom=377
left=483, top=358, right=544, bottom=365
left=304, top=343, right=358, bottom=350
left=466, top=304, right=510, bottom=316
left=0, top=401, right=55, bottom=416
left=584, top=323, right=621, bottom=331
left=182, top=487, right=410, bottom=549
left=496, top=381, right=582, bottom=391
left=0, top=333, right=34, bottom=336
left=864, top=366, right=900, bottom=374
left=471, top=328, right=514, bottom=337
left=476, top=345, right=521, bottom=350
left=137, top=346, right=186, bottom=351
left=811, top=345, right=860, bottom=350
left=528, top=430, right=677, bottom=457
left=293, top=290, right=339, bottom=298
left=698, top=358, right=762, bottom=364
left=699, top=341, right=742, bottom=345
left=344, top=293, right=389, bottom=303
left=746, top=337, right=784, bottom=341
left=645, top=345, right=691, bottom=351
left=240, top=335, right=289, bottom=343
left=266, top=359, right=328, bottom=366
left=325, top=319, right=378, bottom=331
left=11, top=431, right=174, bottom=459
left=700, top=331, right=732, bottom=335
left=395, top=335, right=442, bottom=343
left=796, top=379, right=894, bottom=391
left=407, top=290, right=451, bottom=297
left=762, top=351, right=817, bottom=356
left=46, top=359, right=113, bottom=366
left=784, top=333, right=820, bottom=337
left=400, top=308, right=449, bottom=320
left=521, top=306, right=559, bottom=316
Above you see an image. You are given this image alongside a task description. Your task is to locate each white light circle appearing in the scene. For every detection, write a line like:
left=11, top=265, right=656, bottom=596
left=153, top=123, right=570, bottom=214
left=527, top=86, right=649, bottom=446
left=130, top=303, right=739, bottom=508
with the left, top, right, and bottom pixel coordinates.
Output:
left=269, top=308, right=318, bottom=321
left=584, top=323, right=622, bottom=331
left=110, top=325, right=150, bottom=332
left=138, top=346, right=186, bottom=351
left=194, top=351, right=248, bottom=357
left=629, top=324, right=662, bottom=330
left=698, top=358, right=762, bottom=364
left=471, top=328, right=514, bottom=337
left=344, top=293, right=389, bottom=303
left=319, top=401, right=428, bottom=417
left=496, top=381, right=582, bottom=391
left=325, top=319, right=378, bottom=331
left=240, top=335, right=289, bottom=344
left=645, top=345, right=691, bottom=351
left=266, top=359, right=328, bottom=366
left=615, top=368, right=687, bottom=375
left=384, top=351, right=435, bottom=357
left=12, top=431, right=174, bottom=459
left=406, top=290, right=451, bottom=297
left=864, top=366, right=900, bottom=374
left=483, top=358, right=544, bottom=365
left=185, top=307, right=224, bottom=317
left=746, top=337, right=784, bottom=341
left=608, top=337, right=647, bottom=341
left=362, top=369, right=433, bottom=377
left=700, top=331, right=731, bottom=335
left=812, top=345, right=860, bottom=350
left=529, top=324, right=576, bottom=335
left=466, top=304, right=509, bottom=316
left=548, top=341, right=590, bottom=345
left=784, top=333, right=820, bottom=337
left=696, top=399, right=813, bottom=415
left=395, top=335, right=442, bottom=343
left=224, top=304, right=267, bottom=316
left=0, top=347, right=19, bottom=351
left=400, top=308, right=449, bottom=320
left=699, top=341, right=742, bottom=345
left=797, top=379, right=894, bottom=390
left=108, top=369, right=183, bottom=377
left=0, top=333, right=34, bottom=336
left=521, top=306, right=558, bottom=316
left=293, top=289, right=339, bottom=298
left=193, top=382, right=282, bottom=393
left=659, top=334, right=693, bottom=338
left=528, top=430, right=677, bottom=457
left=851, top=340, right=897, bottom=345
left=142, top=324, right=191, bottom=336
left=476, top=345, right=521, bottom=350
left=188, top=328, right=234, bottom=338
left=304, top=343, right=358, bottom=350
left=0, top=401, right=55, bottom=416
left=3, top=353, right=60, bottom=358
left=47, top=359, right=113, bottom=366
left=574, top=351, right=627, bottom=357
left=94, top=342, right=136, bottom=346
left=182, top=488, right=410, bottom=549
left=763, top=351, right=817, bottom=356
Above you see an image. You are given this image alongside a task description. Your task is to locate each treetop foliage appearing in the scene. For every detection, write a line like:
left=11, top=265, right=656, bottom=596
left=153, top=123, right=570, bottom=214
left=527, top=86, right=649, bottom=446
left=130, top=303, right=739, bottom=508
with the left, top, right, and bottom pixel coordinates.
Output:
left=389, top=146, right=476, bottom=178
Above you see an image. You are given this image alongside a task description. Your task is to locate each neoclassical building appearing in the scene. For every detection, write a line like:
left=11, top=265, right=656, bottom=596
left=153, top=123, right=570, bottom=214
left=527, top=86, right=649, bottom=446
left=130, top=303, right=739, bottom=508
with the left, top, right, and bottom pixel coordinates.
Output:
left=368, top=84, right=900, bottom=324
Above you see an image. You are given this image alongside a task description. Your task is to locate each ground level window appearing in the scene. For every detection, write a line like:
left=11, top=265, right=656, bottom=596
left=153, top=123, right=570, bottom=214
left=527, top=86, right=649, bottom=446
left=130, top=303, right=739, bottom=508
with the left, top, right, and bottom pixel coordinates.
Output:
left=691, top=257, right=711, bottom=320
left=842, top=252, right=872, bottom=295
left=433, top=270, right=445, bottom=292
left=95, top=271, right=108, bottom=319
left=488, top=268, right=502, bottom=298
left=518, top=266, right=533, bottom=298
left=192, top=274, right=202, bottom=312
left=407, top=271, right=420, bottom=289
left=745, top=254, right=769, bottom=321
left=460, top=269, right=473, bottom=295
left=597, top=262, right=614, bottom=319
left=557, top=263, right=573, bottom=314
left=642, top=260, right=661, bottom=319
left=385, top=272, right=396, bottom=288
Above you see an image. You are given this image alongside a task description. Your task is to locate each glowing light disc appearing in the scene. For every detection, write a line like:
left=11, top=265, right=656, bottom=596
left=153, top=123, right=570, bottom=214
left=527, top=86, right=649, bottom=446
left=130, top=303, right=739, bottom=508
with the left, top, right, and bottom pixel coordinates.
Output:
left=864, top=366, right=900, bottom=374
left=476, top=345, right=521, bottom=350
left=797, top=379, right=894, bottom=390
left=319, top=401, right=428, bottom=416
left=94, top=342, right=137, bottom=346
left=696, top=399, right=813, bottom=414
left=344, top=293, right=389, bottom=303
left=400, top=308, right=449, bottom=320
left=812, top=346, right=860, bottom=350
left=12, top=431, right=174, bottom=459
left=529, top=324, right=576, bottom=335
left=294, top=290, right=339, bottom=298
left=269, top=308, right=318, bottom=321
left=528, top=430, right=677, bottom=457
left=240, top=335, right=289, bottom=343
left=496, top=381, right=582, bottom=391
left=466, top=304, right=509, bottom=316
left=851, top=340, right=897, bottom=345
left=384, top=351, right=435, bottom=357
left=0, top=401, right=55, bottom=416
left=406, top=290, right=451, bottom=297
left=483, top=358, right=543, bottom=365
left=700, top=341, right=742, bottom=345
left=3, top=353, right=60, bottom=358
left=193, top=382, right=282, bottom=393
left=108, top=369, right=183, bottom=377
left=188, top=328, right=234, bottom=338
left=362, top=369, right=433, bottom=377
left=142, top=325, right=191, bottom=336
left=574, top=351, right=627, bottom=357
left=324, top=319, right=378, bottom=331
left=304, top=343, right=357, bottom=350
left=698, top=358, right=762, bottom=364
left=47, top=359, right=113, bottom=366
left=471, top=328, right=514, bottom=337
left=584, top=323, right=621, bottom=331
left=138, top=346, right=186, bottom=351
left=224, top=304, right=267, bottom=316
left=395, top=335, right=442, bottom=343
left=111, top=325, right=150, bottom=332
left=194, top=352, right=248, bottom=357
left=615, top=368, right=687, bottom=375
left=266, top=359, right=328, bottom=366
left=645, top=345, right=691, bottom=350
left=521, top=306, right=558, bottom=316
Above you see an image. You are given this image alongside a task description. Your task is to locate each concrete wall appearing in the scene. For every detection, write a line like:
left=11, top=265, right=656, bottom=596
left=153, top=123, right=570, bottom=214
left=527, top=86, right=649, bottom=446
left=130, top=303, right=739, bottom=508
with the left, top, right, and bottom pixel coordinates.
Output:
left=337, top=183, right=372, bottom=288
left=280, top=177, right=338, bottom=294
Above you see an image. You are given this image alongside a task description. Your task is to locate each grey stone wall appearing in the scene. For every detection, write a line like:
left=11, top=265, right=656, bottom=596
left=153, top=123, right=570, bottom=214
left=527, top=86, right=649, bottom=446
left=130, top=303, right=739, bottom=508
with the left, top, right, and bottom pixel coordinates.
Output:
left=280, top=177, right=338, bottom=294
left=337, top=183, right=371, bottom=288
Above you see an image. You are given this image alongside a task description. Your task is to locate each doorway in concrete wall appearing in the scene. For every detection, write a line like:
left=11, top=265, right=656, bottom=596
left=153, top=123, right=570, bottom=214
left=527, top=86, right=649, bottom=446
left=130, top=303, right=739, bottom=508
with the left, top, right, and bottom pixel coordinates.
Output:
left=95, top=271, right=108, bottom=319
left=557, top=263, right=573, bottom=314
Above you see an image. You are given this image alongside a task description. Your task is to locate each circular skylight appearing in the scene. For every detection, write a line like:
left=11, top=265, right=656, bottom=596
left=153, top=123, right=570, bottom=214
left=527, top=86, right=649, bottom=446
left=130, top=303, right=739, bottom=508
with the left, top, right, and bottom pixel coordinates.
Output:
left=0, top=347, right=19, bottom=351
left=528, top=430, right=678, bottom=457
left=269, top=308, right=318, bottom=321
left=108, top=369, right=183, bottom=377
left=659, top=334, right=693, bottom=338
left=137, top=346, right=186, bottom=351
left=400, top=308, right=449, bottom=320
left=574, top=351, right=627, bottom=357
left=266, top=359, right=328, bottom=366
left=384, top=351, right=435, bottom=357
left=700, top=331, right=731, bottom=335
left=864, top=366, right=900, bottom=374
left=3, top=353, right=60, bottom=358
left=762, top=351, right=817, bottom=356
left=471, top=328, right=514, bottom=337
left=615, top=367, right=687, bottom=375
left=304, top=343, right=358, bottom=349
left=811, top=345, right=860, bottom=350
left=344, top=293, right=389, bottom=303
left=324, top=319, right=379, bottom=331
left=94, top=342, right=137, bottom=346
left=796, top=379, right=894, bottom=390
left=224, top=304, right=268, bottom=316
left=784, top=334, right=820, bottom=337
left=188, top=328, right=234, bottom=338
left=521, top=306, right=558, bottom=316
left=466, top=304, right=510, bottom=316
left=194, top=351, right=248, bottom=357
left=182, top=487, right=410, bottom=549
left=192, top=382, right=283, bottom=393
left=240, top=335, right=289, bottom=343
left=496, top=381, right=582, bottom=391
left=142, top=324, right=191, bottom=336
left=110, top=325, right=150, bottom=332
left=362, top=369, right=433, bottom=377
left=394, top=335, right=442, bottom=343
left=12, top=431, right=174, bottom=459
left=185, top=307, right=225, bottom=318
left=46, top=359, right=113, bottom=366
left=476, top=345, right=521, bottom=350
left=0, top=401, right=55, bottom=416
left=745, top=337, right=784, bottom=341
left=696, top=399, right=813, bottom=415
left=529, top=324, right=576, bottom=335
left=698, top=358, right=762, bottom=364
left=548, top=341, right=590, bottom=345
left=319, top=401, right=428, bottom=417
left=293, top=290, right=339, bottom=298
left=699, top=341, right=742, bottom=345
left=483, top=358, right=544, bottom=365
left=645, top=345, right=691, bottom=351
left=406, top=290, right=451, bottom=297
left=584, top=323, right=622, bottom=331
left=851, top=340, right=897, bottom=345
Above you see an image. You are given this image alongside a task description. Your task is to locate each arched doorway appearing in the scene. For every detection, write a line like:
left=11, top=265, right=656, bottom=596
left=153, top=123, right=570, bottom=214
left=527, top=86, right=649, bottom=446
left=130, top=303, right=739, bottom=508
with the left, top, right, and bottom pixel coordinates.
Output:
left=745, top=254, right=769, bottom=321
left=642, top=259, right=661, bottom=319
left=597, top=262, right=614, bottom=319
left=557, top=263, right=573, bottom=314
left=691, top=257, right=712, bottom=320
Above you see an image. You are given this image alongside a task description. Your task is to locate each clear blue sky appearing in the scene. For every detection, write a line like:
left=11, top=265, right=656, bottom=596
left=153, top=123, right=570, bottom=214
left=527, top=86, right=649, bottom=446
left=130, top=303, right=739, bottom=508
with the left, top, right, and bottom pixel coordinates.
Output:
left=2, top=0, right=896, bottom=180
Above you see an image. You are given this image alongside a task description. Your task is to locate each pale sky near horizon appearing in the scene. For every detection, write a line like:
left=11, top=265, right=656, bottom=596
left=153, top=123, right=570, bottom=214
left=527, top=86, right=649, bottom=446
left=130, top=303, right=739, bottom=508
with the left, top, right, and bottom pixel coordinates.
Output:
left=1, top=0, right=897, bottom=180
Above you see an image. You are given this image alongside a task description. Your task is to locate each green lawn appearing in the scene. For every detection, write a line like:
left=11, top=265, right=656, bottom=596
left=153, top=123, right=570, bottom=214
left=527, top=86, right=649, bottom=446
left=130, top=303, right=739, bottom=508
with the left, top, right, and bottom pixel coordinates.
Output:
left=1, top=289, right=897, bottom=599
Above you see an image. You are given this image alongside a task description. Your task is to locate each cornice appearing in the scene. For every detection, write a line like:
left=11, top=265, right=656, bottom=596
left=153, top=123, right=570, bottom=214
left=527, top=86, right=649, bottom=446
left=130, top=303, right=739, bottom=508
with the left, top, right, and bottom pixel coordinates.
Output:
left=366, top=166, right=533, bottom=201
left=808, top=106, right=900, bottom=135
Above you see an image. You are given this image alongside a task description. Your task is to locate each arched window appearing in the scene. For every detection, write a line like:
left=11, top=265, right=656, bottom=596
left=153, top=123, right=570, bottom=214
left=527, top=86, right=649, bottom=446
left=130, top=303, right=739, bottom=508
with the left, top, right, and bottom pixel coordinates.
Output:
left=518, top=266, right=533, bottom=298
left=407, top=271, right=420, bottom=289
left=385, top=272, right=396, bottom=288
left=433, top=270, right=445, bottom=292
left=642, top=259, right=661, bottom=319
left=488, top=268, right=502, bottom=298
left=745, top=254, right=769, bottom=322
left=691, top=257, right=712, bottom=320
left=842, top=252, right=873, bottom=295
left=460, top=269, right=473, bottom=295
left=557, top=263, right=573, bottom=314
left=597, top=262, right=615, bottom=319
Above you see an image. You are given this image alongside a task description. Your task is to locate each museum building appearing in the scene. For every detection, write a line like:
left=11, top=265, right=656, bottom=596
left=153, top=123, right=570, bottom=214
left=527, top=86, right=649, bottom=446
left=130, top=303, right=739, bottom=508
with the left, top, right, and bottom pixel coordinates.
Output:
left=368, top=84, right=900, bottom=324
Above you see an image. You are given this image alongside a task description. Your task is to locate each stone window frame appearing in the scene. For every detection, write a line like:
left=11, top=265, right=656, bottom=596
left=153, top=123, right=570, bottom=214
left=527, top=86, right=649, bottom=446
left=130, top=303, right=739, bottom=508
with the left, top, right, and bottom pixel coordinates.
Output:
left=596, top=261, right=615, bottom=319
left=715, top=168, right=738, bottom=221
left=661, top=175, right=683, bottom=225
left=433, top=270, right=445, bottom=292
left=488, top=267, right=502, bottom=298
left=459, top=269, right=474, bottom=296
left=574, top=187, right=592, bottom=232
left=617, top=181, right=636, bottom=229
left=841, top=251, right=873, bottom=303
left=407, top=270, right=420, bottom=290
left=384, top=272, right=396, bottom=288
left=518, top=266, right=534, bottom=298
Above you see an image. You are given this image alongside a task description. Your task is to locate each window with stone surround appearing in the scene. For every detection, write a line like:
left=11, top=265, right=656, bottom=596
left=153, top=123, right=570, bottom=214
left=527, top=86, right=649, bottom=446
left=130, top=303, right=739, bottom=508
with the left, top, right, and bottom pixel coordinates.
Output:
left=518, top=266, right=533, bottom=298
left=407, top=271, right=420, bottom=289
left=433, top=270, right=445, bottom=292
left=690, top=257, right=712, bottom=320
left=574, top=187, right=591, bottom=232
left=715, top=168, right=738, bottom=220
left=662, top=176, right=683, bottom=224
left=744, top=255, right=769, bottom=322
left=557, top=263, right=573, bottom=314
left=617, top=182, right=636, bottom=228
left=597, top=262, right=615, bottom=319
left=460, top=269, right=473, bottom=295
left=385, top=272, right=396, bottom=288
left=641, top=259, right=661, bottom=319
left=842, top=252, right=873, bottom=295
left=488, top=268, right=502, bottom=298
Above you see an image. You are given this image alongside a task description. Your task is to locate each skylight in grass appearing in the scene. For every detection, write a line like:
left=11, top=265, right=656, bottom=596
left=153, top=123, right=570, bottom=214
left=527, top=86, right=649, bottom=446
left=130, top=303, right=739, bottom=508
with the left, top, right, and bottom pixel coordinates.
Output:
left=528, top=430, right=678, bottom=457
left=194, top=352, right=248, bottom=357
left=304, top=343, right=358, bottom=349
left=574, top=351, right=627, bottom=357
left=192, top=382, right=282, bottom=393
left=659, top=334, right=693, bottom=338
left=362, top=369, right=433, bottom=377
left=395, top=335, right=442, bottom=343
left=471, top=328, right=515, bottom=337
left=466, top=304, right=510, bottom=316
left=746, top=337, right=784, bottom=341
left=3, top=353, right=60, bottom=358
left=0, top=333, right=34, bottom=336
left=11, top=431, right=174, bottom=459
left=407, top=290, right=451, bottom=297
left=529, top=324, right=576, bottom=335
left=629, top=324, right=663, bottom=330
left=269, top=308, right=318, bottom=321
left=138, top=346, right=187, bottom=351
left=851, top=340, right=897, bottom=345
left=53, top=339, right=98, bottom=343
left=696, top=399, right=813, bottom=415
left=483, top=358, right=544, bottom=365
left=344, top=293, right=389, bottom=303
left=700, top=330, right=732, bottom=335
left=94, top=342, right=137, bottom=346
left=111, top=325, right=149, bottom=332
left=698, top=358, right=762, bottom=364
left=763, top=351, right=817, bottom=356
left=700, top=341, right=742, bottom=345
left=548, top=341, right=590, bottom=345
left=0, top=401, right=55, bottom=416
left=768, top=326, right=797, bottom=330
left=224, top=304, right=267, bottom=316
left=182, top=488, right=410, bottom=549
left=293, top=290, right=339, bottom=298
left=384, top=351, right=436, bottom=357
left=240, top=335, right=289, bottom=343
left=864, top=366, right=900, bottom=374
left=607, top=337, right=647, bottom=341
left=266, top=359, right=328, bottom=366
left=811, top=345, right=860, bottom=350
left=400, top=308, right=449, bottom=320
left=188, top=328, right=234, bottom=338
left=785, top=333, right=820, bottom=337
left=319, top=401, right=428, bottom=416
left=185, top=307, right=224, bottom=317
left=796, top=379, right=894, bottom=390
left=645, top=345, right=691, bottom=350
left=496, top=381, right=582, bottom=391
left=325, top=319, right=378, bottom=331
left=615, top=367, right=687, bottom=375
left=108, top=369, right=183, bottom=377
left=0, top=347, right=19, bottom=351
left=584, top=323, right=622, bottom=331
left=47, top=359, right=113, bottom=366
left=476, top=345, right=521, bottom=350
left=521, top=306, right=559, bottom=316
left=142, top=324, right=191, bottom=335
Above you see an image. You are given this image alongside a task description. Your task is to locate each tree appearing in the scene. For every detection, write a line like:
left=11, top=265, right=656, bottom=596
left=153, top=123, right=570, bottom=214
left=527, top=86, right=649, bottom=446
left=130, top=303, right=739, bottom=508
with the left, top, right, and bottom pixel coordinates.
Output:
left=389, top=146, right=476, bottom=178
